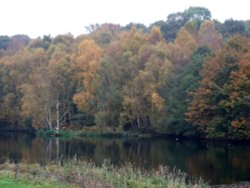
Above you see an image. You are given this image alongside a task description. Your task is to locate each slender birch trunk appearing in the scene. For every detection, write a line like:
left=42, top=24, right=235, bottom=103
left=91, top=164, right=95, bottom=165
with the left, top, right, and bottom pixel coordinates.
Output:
left=56, top=95, right=60, bottom=134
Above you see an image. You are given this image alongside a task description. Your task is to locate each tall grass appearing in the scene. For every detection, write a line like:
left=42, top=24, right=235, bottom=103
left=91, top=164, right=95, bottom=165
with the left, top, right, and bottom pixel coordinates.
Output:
left=0, top=158, right=207, bottom=188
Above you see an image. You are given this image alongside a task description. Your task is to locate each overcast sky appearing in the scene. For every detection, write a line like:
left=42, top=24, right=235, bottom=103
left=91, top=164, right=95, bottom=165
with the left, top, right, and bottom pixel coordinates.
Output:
left=0, top=0, right=249, bottom=38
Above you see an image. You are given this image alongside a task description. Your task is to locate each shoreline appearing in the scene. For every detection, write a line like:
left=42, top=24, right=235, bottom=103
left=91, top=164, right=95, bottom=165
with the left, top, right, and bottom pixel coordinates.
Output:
left=1, top=127, right=250, bottom=143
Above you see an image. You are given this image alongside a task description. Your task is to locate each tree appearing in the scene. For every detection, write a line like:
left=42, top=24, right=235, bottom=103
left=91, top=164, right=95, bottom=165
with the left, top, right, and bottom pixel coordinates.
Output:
left=184, top=21, right=200, bottom=39
left=245, top=20, right=250, bottom=37
left=48, top=44, right=76, bottom=132
left=153, top=6, right=211, bottom=42
left=88, top=23, right=121, bottom=47
left=20, top=34, right=76, bottom=131
left=123, top=23, right=148, bottom=32
left=165, top=46, right=212, bottom=135
left=0, top=48, right=33, bottom=126
left=73, top=39, right=103, bottom=114
left=19, top=48, right=50, bottom=128
left=197, top=20, right=224, bottom=51
left=169, top=27, right=197, bottom=67
left=121, top=28, right=171, bottom=130
left=221, top=52, right=250, bottom=138
left=0, top=36, right=11, bottom=55
left=216, top=19, right=246, bottom=38
left=94, top=29, right=146, bottom=129
left=160, top=12, right=188, bottom=42
left=186, top=35, right=250, bottom=139
left=147, top=26, right=164, bottom=44
left=7, top=35, right=30, bottom=53
left=184, top=7, right=211, bottom=21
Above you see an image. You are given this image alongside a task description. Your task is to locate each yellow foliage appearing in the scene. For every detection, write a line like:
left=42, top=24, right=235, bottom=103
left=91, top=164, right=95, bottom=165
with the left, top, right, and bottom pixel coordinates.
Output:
left=151, top=92, right=165, bottom=111
left=147, top=26, right=164, bottom=44
left=73, top=39, right=103, bottom=112
left=73, top=92, right=93, bottom=112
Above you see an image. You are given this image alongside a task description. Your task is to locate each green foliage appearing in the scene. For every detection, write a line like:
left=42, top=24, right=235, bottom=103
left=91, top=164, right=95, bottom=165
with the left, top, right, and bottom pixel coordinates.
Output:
left=152, top=6, right=211, bottom=41
left=216, top=19, right=246, bottom=39
left=245, top=20, right=250, bottom=37
left=165, top=46, right=212, bottom=136
left=184, top=7, right=211, bottom=21
left=0, top=36, right=11, bottom=51
left=123, top=23, right=148, bottom=32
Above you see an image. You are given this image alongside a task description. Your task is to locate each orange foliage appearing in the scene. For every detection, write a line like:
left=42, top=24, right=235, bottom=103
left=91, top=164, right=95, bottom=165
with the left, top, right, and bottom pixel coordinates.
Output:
left=186, top=35, right=250, bottom=135
left=169, top=27, right=197, bottom=66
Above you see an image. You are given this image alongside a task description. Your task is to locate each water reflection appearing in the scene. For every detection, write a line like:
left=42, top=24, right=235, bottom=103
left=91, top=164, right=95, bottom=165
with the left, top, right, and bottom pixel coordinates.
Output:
left=0, top=133, right=249, bottom=184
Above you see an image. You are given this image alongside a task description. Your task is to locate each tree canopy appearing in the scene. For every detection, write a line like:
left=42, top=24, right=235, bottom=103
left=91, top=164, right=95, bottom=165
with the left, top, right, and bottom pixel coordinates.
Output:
left=0, top=7, right=249, bottom=140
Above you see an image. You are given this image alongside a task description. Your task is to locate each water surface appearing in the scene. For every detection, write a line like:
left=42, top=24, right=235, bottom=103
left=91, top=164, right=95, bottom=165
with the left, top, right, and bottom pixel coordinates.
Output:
left=0, top=132, right=249, bottom=184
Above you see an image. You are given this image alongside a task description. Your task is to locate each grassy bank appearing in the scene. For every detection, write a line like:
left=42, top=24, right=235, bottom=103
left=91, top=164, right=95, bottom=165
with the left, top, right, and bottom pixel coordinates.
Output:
left=0, top=159, right=207, bottom=188
left=0, top=176, right=70, bottom=188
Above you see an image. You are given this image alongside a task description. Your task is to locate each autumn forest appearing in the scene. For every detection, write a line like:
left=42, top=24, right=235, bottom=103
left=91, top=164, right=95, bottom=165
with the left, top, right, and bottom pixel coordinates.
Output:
left=0, top=7, right=250, bottom=140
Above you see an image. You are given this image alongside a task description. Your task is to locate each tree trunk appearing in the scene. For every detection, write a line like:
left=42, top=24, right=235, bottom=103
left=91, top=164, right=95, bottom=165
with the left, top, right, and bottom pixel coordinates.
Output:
left=146, top=116, right=151, bottom=129
left=46, top=139, right=52, bottom=163
left=137, top=117, right=141, bottom=129
left=45, top=106, right=52, bottom=130
left=56, top=96, right=60, bottom=134
left=66, top=85, right=73, bottom=125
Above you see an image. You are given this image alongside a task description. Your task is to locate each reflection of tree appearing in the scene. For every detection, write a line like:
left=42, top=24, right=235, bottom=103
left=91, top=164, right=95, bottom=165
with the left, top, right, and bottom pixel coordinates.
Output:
left=56, top=138, right=60, bottom=163
left=185, top=144, right=250, bottom=184
left=45, top=139, right=52, bottom=163
left=0, top=133, right=49, bottom=164
left=44, top=138, right=61, bottom=164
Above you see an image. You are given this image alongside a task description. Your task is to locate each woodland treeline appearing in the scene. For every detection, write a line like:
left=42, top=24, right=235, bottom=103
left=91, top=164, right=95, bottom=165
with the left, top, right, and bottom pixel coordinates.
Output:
left=0, top=7, right=249, bottom=139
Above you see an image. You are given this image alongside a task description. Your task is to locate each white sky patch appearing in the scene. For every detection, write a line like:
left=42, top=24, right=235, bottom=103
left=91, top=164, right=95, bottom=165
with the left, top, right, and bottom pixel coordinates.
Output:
left=0, top=0, right=249, bottom=38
